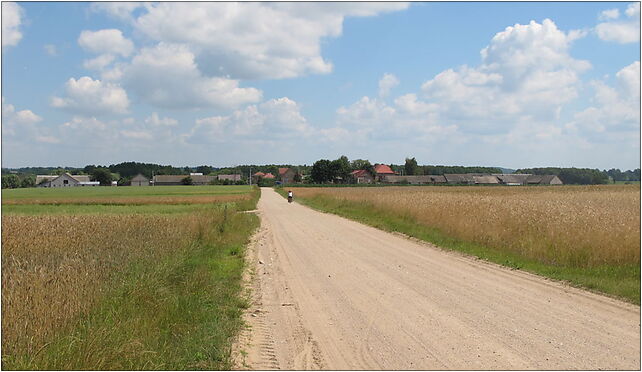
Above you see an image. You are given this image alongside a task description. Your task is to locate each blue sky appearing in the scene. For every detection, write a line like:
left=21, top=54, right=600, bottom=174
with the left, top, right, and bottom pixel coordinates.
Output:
left=2, top=2, right=640, bottom=169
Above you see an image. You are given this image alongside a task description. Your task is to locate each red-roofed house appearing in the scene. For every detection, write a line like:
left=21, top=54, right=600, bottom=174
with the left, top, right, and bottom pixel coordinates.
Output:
left=278, top=167, right=296, bottom=184
left=374, top=164, right=396, bottom=181
left=350, top=169, right=374, bottom=184
left=263, top=173, right=275, bottom=179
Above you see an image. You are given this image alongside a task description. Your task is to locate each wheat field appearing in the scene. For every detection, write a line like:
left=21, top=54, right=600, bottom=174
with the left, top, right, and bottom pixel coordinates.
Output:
left=291, top=185, right=640, bottom=268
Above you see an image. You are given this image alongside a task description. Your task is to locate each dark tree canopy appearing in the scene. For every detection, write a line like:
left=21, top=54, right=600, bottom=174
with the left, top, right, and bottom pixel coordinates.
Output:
left=90, top=168, right=113, bottom=186
left=311, top=159, right=334, bottom=183
left=404, top=157, right=419, bottom=175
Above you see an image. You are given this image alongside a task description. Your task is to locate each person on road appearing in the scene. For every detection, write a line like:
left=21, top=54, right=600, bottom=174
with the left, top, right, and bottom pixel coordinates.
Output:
left=288, top=190, right=293, bottom=203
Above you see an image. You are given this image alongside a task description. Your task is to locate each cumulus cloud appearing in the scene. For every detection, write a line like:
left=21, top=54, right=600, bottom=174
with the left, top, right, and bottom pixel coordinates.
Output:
left=378, top=73, right=399, bottom=98
left=596, top=3, right=640, bottom=43
left=417, top=19, right=590, bottom=133
left=131, top=2, right=408, bottom=80
left=2, top=97, right=51, bottom=141
left=145, top=112, right=178, bottom=127
left=566, top=61, right=640, bottom=136
left=2, top=98, right=42, bottom=127
left=78, top=29, right=134, bottom=57
left=187, top=97, right=313, bottom=143
left=51, top=76, right=129, bottom=115
left=2, top=2, right=24, bottom=48
left=90, top=2, right=143, bottom=22
left=334, top=18, right=595, bottom=144
left=123, top=43, right=261, bottom=110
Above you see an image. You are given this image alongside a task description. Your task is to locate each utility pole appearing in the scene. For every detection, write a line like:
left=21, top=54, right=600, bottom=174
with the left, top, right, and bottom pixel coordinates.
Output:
left=249, top=167, right=252, bottom=185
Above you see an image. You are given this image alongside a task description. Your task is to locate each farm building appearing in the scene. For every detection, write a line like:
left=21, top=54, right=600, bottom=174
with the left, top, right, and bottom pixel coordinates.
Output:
left=37, top=173, right=99, bottom=187
left=218, top=174, right=242, bottom=182
left=526, top=175, right=563, bottom=185
left=130, top=174, right=149, bottom=186
left=472, top=175, right=500, bottom=185
left=153, top=175, right=216, bottom=185
left=278, top=168, right=296, bottom=184
left=494, top=174, right=531, bottom=186
left=382, top=175, right=447, bottom=185
left=351, top=169, right=375, bottom=184
left=444, top=174, right=477, bottom=184
left=36, top=175, right=58, bottom=186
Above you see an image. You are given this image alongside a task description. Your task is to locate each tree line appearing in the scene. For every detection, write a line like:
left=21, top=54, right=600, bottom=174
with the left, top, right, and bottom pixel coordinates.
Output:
left=2, top=160, right=640, bottom=188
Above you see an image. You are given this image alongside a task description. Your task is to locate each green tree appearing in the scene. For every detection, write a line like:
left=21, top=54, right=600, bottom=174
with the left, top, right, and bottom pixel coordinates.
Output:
left=90, top=168, right=113, bottom=186
left=181, top=176, right=194, bottom=185
left=311, top=159, right=333, bottom=183
left=2, top=174, right=20, bottom=189
left=20, top=176, right=35, bottom=188
left=330, top=155, right=351, bottom=183
left=196, top=165, right=213, bottom=175
left=404, top=157, right=419, bottom=175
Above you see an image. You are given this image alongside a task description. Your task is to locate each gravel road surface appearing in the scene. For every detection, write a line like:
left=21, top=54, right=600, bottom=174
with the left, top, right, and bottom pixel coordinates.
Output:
left=233, top=188, right=640, bottom=370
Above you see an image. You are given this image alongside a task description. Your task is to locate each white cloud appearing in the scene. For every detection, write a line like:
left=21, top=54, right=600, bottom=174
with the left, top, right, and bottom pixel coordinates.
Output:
left=123, top=43, right=261, bottom=110
left=596, top=3, right=640, bottom=43
left=2, top=98, right=42, bottom=127
left=83, top=54, right=116, bottom=71
left=417, top=19, right=590, bottom=132
left=78, top=29, right=134, bottom=57
left=2, top=97, right=50, bottom=141
left=566, top=61, right=640, bottom=136
left=132, top=2, right=408, bottom=80
left=120, top=130, right=153, bottom=140
left=378, top=73, right=400, bottom=98
left=599, top=8, right=620, bottom=21
left=334, top=19, right=596, bottom=146
left=337, top=96, right=396, bottom=126
left=2, top=2, right=23, bottom=48
left=90, top=2, right=143, bottom=22
left=145, top=112, right=178, bottom=126
left=51, top=76, right=130, bottom=115
left=187, top=97, right=314, bottom=143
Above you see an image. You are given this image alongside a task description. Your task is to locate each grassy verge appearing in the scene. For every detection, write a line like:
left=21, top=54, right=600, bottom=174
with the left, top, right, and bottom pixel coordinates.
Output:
left=3, top=187, right=261, bottom=370
left=278, top=189, right=639, bottom=304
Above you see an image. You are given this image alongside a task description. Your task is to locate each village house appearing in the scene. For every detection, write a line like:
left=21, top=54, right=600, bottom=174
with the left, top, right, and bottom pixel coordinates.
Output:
left=263, top=173, right=275, bottom=179
left=351, top=169, right=375, bottom=184
left=278, top=168, right=297, bottom=184
left=373, top=164, right=396, bottom=182
left=130, top=174, right=149, bottom=186
left=36, top=173, right=99, bottom=187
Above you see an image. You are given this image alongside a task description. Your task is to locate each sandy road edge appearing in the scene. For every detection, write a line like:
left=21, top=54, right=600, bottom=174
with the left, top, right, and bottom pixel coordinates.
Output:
left=289, top=194, right=640, bottom=311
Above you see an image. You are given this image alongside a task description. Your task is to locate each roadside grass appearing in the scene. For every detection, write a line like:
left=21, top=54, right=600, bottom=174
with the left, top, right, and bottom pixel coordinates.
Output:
left=278, top=188, right=640, bottom=304
left=2, top=186, right=260, bottom=370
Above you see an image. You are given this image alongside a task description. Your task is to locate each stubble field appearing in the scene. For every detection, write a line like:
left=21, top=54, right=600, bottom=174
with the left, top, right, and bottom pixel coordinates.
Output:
left=285, top=185, right=640, bottom=302
left=2, top=185, right=259, bottom=370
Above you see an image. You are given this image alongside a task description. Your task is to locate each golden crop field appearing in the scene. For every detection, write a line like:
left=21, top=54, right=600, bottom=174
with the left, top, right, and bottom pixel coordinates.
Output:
left=292, top=185, right=640, bottom=268
left=1, top=186, right=259, bottom=369
left=2, top=214, right=202, bottom=358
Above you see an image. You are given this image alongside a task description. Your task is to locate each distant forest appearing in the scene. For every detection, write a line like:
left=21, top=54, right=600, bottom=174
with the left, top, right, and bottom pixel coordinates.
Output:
left=1, top=160, right=640, bottom=188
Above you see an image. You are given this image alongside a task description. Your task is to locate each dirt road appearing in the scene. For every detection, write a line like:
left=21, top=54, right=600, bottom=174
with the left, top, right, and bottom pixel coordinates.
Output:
left=234, top=188, right=640, bottom=370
